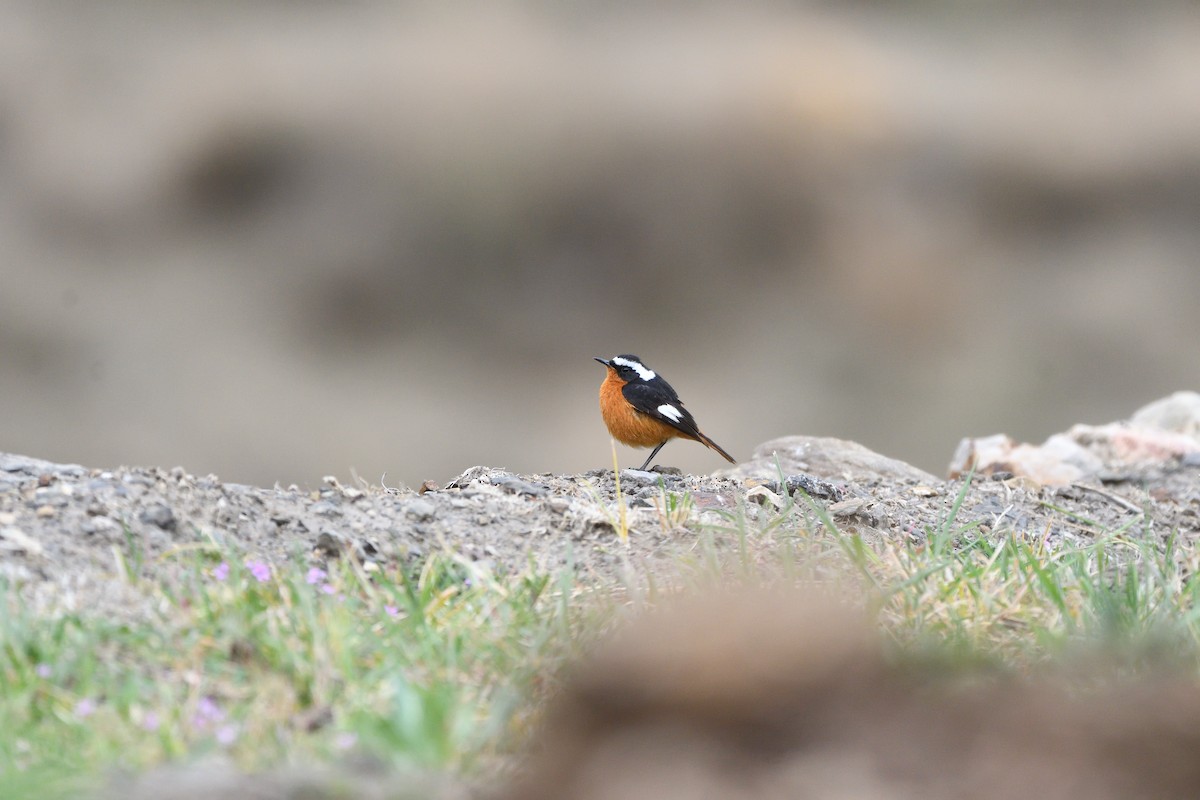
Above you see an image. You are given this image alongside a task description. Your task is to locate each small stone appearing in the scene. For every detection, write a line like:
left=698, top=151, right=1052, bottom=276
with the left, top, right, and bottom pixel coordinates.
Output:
left=781, top=474, right=843, bottom=500
left=488, top=474, right=548, bottom=497
left=138, top=503, right=177, bottom=531
left=418, top=480, right=440, bottom=494
left=37, top=473, right=55, bottom=487
left=1130, top=391, right=1200, bottom=438
left=36, top=505, right=56, bottom=518
left=829, top=498, right=868, bottom=518
left=446, top=466, right=491, bottom=489
left=746, top=485, right=783, bottom=509
left=691, top=492, right=732, bottom=510
left=314, top=531, right=346, bottom=558
left=407, top=499, right=437, bottom=521
left=310, top=501, right=342, bottom=517
left=618, top=469, right=659, bottom=486
left=0, top=526, right=45, bottom=556
left=87, top=515, right=119, bottom=534
left=912, top=485, right=941, bottom=497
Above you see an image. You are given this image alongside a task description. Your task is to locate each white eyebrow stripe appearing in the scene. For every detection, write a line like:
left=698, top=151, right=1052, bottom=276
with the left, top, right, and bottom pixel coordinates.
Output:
left=612, top=356, right=656, bottom=381
left=657, top=404, right=683, bottom=423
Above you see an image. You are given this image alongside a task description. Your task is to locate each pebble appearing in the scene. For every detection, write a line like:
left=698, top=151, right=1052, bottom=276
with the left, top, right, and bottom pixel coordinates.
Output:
left=828, top=497, right=869, bottom=518
left=138, top=503, right=177, bottom=531
left=310, top=501, right=342, bottom=518
left=406, top=499, right=437, bottom=521
left=313, top=531, right=346, bottom=558
left=488, top=474, right=548, bottom=497
left=764, top=474, right=843, bottom=500
left=745, top=485, right=783, bottom=509
left=0, top=526, right=44, bottom=556
left=618, top=469, right=659, bottom=486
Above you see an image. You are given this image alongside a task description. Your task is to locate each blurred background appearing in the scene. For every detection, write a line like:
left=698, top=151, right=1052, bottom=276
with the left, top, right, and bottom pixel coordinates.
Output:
left=2, top=2, right=1198, bottom=488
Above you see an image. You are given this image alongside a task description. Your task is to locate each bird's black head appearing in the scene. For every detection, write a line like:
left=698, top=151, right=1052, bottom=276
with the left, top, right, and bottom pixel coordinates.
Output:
left=594, top=354, right=657, bottom=383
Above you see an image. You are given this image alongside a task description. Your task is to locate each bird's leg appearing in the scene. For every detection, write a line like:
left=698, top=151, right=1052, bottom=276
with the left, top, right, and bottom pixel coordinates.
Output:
left=638, top=441, right=668, bottom=471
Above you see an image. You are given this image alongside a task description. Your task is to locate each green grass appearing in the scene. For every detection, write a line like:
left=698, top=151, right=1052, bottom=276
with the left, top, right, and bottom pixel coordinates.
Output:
left=692, top=476, right=1200, bottom=670
left=0, top=551, right=594, bottom=797
left=4, top=477, right=1200, bottom=797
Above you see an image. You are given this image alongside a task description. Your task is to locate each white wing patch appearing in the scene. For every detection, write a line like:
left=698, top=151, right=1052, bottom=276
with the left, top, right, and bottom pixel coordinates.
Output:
left=657, top=403, right=683, bottom=423
left=611, top=356, right=656, bottom=381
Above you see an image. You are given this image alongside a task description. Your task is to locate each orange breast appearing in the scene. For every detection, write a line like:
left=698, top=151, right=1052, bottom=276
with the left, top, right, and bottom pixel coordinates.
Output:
left=599, top=372, right=680, bottom=447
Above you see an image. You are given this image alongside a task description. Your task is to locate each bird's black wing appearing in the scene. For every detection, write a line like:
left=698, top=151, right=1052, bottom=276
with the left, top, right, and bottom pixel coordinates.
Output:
left=621, top=381, right=703, bottom=440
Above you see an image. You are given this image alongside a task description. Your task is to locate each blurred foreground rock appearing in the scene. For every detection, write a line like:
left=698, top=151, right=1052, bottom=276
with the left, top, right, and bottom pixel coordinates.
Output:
left=504, top=588, right=1200, bottom=800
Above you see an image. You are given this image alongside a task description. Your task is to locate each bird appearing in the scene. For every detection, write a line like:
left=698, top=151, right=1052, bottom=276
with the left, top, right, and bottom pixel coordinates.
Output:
left=594, top=354, right=735, bottom=471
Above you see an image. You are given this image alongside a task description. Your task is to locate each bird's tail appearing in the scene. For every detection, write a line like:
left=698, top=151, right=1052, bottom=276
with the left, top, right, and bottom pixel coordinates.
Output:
left=695, top=431, right=736, bottom=464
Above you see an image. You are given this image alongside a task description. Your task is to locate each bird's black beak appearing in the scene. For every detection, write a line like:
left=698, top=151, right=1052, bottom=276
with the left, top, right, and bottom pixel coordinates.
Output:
left=594, top=357, right=611, bottom=367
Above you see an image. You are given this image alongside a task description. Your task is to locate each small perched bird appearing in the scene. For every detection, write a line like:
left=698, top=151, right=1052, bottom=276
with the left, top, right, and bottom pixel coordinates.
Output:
left=594, top=354, right=736, bottom=471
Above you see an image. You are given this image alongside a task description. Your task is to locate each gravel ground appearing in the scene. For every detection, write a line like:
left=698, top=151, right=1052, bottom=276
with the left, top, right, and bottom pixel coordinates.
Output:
left=3, top=397, right=1199, bottom=623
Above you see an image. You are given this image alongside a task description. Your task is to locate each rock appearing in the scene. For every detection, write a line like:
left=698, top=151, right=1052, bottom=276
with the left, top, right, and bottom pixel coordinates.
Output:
left=762, top=473, right=844, bottom=501
left=488, top=474, right=549, bottom=497
left=828, top=497, right=869, bottom=518
left=406, top=499, right=437, bottom=521
left=745, top=485, right=783, bottom=509
left=0, top=526, right=45, bottom=556
left=950, top=433, right=1104, bottom=486
left=446, top=466, right=492, bottom=489
left=951, top=393, right=1200, bottom=486
left=0, top=453, right=86, bottom=476
left=1130, top=391, right=1200, bottom=439
left=313, top=531, right=346, bottom=558
left=617, top=469, right=659, bottom=487
left=138, top=503, right=177, bottom=531
left=504, top=586, right=1200, bottom=800
left=309, top=501, right=342, bottom=518
left=725, top=436, right=938, bottom=485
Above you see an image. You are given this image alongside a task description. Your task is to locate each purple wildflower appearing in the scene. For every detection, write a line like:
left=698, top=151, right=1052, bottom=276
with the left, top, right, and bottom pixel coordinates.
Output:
left=306, top=567, right=327, bottom=585
left=321, top=583, right=337, bottom=595
left=215, top=723, right=240, bottom=746
left=142, top=711, right=161, bottom=732
left=74, top=698, right=97, bottom=718
left=384, top=605, right=400, bottom=618
left=334, top=731, right=358, bottom=751
left=212, top=562, right=230, bottom=582
left=193, top=696, right=225, bottom=730
left=246, top=561, right=271, bottom=583
left=35, top=663, right=52, bottom=679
